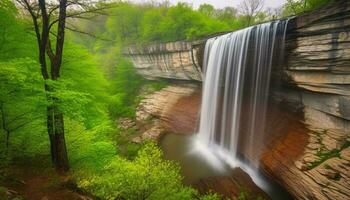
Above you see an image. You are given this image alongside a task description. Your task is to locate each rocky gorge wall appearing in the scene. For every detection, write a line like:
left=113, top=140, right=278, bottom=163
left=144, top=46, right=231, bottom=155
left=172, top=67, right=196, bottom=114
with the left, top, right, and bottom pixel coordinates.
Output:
left=125, top=41, right=204, bottom=81
left=268, top=1, right=350, bottom=199
left=127, top=1, right=350, bottom=199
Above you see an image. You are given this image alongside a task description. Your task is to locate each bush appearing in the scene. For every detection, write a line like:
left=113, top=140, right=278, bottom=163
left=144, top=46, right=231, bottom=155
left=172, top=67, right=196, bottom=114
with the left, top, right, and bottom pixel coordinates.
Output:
left=77, top=142, right=218, bottom=200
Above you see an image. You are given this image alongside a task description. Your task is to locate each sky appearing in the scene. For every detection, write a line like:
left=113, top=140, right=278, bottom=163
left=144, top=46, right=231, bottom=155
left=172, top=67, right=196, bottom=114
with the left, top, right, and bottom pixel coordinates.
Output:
left=131, top=0, right=287, bottom=9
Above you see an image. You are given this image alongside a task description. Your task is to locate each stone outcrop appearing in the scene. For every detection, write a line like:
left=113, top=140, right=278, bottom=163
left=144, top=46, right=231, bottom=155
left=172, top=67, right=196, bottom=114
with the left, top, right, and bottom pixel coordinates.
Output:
left=136, top=84, right=200, bottom=134
left=130, top=1, right=350, bottom=199
left=125, top=41, right=204, bottom=81
left=131, top=120, right=166, bottom=143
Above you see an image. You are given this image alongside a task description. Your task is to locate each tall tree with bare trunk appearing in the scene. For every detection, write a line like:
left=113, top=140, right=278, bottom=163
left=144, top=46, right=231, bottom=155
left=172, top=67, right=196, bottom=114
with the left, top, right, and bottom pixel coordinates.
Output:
left=15, top=0, right=108, bottom=171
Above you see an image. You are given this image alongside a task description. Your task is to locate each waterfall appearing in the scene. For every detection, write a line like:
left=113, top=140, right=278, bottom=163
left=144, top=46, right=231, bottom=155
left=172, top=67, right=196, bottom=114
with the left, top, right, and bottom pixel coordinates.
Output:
left=197, top=20, right=289, bottom=169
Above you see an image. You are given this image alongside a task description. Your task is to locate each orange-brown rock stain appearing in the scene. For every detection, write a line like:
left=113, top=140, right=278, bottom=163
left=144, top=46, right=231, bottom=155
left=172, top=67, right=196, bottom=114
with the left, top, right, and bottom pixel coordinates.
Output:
left=260, top=103, right=309, bottom=175
left=165, top=89, right=201, bottom=134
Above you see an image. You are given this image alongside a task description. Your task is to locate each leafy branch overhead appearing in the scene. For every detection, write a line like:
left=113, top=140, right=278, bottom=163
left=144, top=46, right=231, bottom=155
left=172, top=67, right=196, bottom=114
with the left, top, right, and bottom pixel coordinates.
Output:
left=15, top=0, right=111, bottom=81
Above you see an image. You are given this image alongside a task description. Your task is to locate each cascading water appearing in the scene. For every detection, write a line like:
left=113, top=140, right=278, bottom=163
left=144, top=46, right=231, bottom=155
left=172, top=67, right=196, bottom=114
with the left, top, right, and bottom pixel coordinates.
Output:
left=196, top=20, right=289, bottom=170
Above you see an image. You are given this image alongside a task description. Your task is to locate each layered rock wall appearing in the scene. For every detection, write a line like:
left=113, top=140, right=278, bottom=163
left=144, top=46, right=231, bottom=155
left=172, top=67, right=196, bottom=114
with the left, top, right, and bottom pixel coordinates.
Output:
left=128, top=1, right=350, bottom=199
left=125, top=41, right=204, bottom=81
left=269, top=2, right=350, bottom=199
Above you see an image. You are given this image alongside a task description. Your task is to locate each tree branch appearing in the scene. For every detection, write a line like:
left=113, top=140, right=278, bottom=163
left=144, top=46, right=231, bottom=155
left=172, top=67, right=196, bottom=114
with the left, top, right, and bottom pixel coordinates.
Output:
left=65, top=25, right=113, bottom=42
left=48, top=5, right=111, bottom=31
left=7, top=108, right=40, bottom=127
left=8, top=116, right=42, bottom=133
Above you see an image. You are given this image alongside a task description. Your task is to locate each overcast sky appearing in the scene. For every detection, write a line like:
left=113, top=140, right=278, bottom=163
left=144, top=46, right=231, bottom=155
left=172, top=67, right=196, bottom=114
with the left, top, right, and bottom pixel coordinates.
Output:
left=130, top=0, right=287, bottom=9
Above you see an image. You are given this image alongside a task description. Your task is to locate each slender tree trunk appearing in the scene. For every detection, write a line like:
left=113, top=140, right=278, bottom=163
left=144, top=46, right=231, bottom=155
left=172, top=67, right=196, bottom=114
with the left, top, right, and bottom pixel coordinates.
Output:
left=24, top=0, right=71, bottom=172
left=47, top=104, right=69, bottom=171
left=0, top=102, right=10, bottom=149
left=5, top=130, right=9, bottom=149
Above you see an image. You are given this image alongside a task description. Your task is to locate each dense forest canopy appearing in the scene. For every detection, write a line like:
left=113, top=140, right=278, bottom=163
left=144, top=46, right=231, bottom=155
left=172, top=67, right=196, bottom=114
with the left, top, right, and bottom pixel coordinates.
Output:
left=72, top=0, right=334, bottom=46
left=0, top=0, right=334, bottom=199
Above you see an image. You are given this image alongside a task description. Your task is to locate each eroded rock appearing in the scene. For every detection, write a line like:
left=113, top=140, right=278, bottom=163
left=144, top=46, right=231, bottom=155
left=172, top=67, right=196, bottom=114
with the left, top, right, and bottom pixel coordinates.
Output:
left=117, top=118, right=136, bottom=130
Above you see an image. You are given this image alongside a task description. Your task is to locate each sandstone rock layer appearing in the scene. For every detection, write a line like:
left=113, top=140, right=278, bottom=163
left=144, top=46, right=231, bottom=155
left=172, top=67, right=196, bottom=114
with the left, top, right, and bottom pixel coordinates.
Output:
left=126, top=42, right=204, bottom=81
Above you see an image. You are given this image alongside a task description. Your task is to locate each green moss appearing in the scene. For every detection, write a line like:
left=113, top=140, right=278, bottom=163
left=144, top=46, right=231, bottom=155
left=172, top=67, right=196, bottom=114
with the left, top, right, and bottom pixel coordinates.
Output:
left=324, top=164, right=331, bottom=169
left=307, top=140, right=350, bottom=170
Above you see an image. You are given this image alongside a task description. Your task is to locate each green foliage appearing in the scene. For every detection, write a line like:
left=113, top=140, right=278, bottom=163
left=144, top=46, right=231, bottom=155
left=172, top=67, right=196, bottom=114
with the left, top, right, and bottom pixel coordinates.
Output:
left=107, top=56, right=167, bottom=119
left=77, top=142, right=204, bottom=200
left=108, top=58, right=146, bottom=118
left=3, top=0, right=337, bottom=199
left=0, top=0, right=36, bottom=60
left=141, top=8, right=167, bottom=42
left=65, top=119, right=116, bottom=172
left=156, top=3, right=230, bottom=41
left=0, top=59, right=44, bottom=103
left=100, top=2, right=234, bottom=44
left=60, top=42, right=110, bottom=127
left=282, top=0, right=334, bottom=16
left=0, top=1, right=47, bottom=158
left=92, top=0, right=336, bottom=45
left=0, top=59, right=46, bottom=155
left=199, top=4, right=215, bottom=17
left=238, top=190, right=248, bottom=200
left=106, top=2, right=144, bottom=44
left=199, top=192, right=222, bottom=200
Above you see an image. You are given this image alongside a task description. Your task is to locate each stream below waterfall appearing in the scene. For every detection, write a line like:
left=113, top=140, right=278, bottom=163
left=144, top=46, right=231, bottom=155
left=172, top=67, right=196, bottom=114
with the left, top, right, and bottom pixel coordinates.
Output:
left=160, top=133, right=294, bottom=200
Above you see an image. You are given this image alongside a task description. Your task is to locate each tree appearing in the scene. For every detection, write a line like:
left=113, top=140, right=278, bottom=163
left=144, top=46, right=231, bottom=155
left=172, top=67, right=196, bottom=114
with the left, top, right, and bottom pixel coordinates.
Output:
left=141, top=8, right=167, bottom=43
left=283, top=0, right=307, bottom=15
left=282, top=0, right=333, bottom=16
left=0, top=59, right=45, bottom=150
left=215, top=7, right=239, bottom=27
left=16, top=0, right=109, bottom=171
left=0, top=0, right=36, bottom=59
left=106, top=2, right=144, bottom=44
left=15, top=0, right=69, bottom=171
left=198, top=4, right=215, bottom=17
left=265, top=7, right=283, bottom=20
left=239, top=0, right=265, bottom=26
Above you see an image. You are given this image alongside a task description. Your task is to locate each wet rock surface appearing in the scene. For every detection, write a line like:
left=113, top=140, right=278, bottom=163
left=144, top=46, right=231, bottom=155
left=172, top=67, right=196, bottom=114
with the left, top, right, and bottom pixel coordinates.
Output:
left=193, top=168, right=270, bottom=200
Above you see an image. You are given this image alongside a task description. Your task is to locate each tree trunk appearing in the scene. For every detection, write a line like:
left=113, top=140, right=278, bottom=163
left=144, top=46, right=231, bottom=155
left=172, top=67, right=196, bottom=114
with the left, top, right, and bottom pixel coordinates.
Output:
left=47, top=0, right=69, bottom=172
left=0, top=102, right=10, bottom=149
left=24, top=0, right=70, bottom=172
left=47, top=105, right=69, bottom=171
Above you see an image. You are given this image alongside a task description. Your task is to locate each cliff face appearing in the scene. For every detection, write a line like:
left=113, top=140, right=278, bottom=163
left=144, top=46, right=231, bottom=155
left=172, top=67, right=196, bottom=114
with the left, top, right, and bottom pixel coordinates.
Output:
left=126, top=41, right=204, bottom=81
left=130, top=1, right=350, bottom=200
left=269, top=2, right=350, bottom=199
